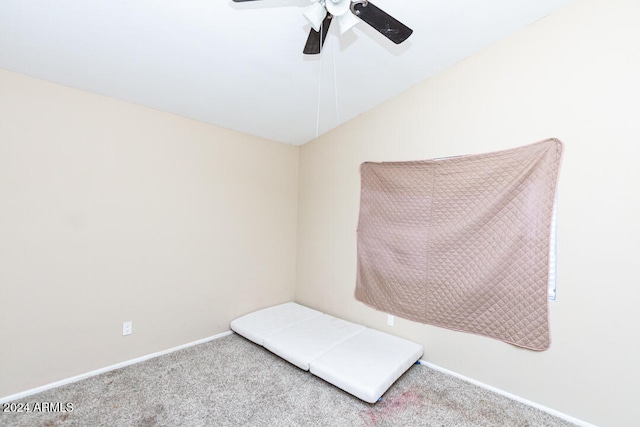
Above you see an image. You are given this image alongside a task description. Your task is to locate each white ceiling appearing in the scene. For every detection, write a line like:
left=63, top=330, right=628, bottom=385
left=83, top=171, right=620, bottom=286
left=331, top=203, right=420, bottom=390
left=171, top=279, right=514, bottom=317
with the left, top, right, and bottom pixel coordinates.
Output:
left=0, top=0, right=571, bottom=145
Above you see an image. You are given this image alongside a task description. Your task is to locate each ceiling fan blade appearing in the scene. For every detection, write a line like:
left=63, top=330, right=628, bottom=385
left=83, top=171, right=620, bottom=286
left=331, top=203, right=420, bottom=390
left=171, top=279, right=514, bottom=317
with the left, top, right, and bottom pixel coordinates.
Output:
left=303, top=14, right=332, bottom=55
left=352, top=1, right=412, bottom=45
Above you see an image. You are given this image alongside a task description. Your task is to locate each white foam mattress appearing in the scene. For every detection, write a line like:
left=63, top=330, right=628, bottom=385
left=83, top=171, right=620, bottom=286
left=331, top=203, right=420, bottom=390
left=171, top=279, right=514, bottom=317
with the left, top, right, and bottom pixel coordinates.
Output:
left=264, top=314, right=366, bottom=370
left=230, top=302, right=424, bottom=403
left=310, top=328, right=425, bottom=403
left=230, top=302, right=322, bottom=346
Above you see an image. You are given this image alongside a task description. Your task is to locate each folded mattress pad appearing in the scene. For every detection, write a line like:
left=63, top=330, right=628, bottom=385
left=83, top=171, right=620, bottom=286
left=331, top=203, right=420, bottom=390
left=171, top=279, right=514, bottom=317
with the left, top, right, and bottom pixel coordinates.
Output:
left=230, top=302, right=424, bottom=403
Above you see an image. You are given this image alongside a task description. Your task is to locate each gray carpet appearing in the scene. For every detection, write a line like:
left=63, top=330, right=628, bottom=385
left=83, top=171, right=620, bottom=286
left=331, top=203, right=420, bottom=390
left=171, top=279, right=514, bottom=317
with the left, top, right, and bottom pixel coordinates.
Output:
left=1, top=334, right=577, bottom=427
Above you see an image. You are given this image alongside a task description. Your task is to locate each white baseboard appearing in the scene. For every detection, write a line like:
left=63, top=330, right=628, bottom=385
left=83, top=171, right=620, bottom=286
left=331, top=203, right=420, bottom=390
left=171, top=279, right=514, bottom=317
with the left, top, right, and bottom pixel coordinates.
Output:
left=418, top=360, right=599, bottom=427
left=0, top=330, right=233, bottom=404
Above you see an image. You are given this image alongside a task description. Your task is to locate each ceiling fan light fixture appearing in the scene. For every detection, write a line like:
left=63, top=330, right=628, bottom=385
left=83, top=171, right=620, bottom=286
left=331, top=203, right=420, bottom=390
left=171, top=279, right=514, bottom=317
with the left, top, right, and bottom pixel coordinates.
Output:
left=337, top=10, right=359, bottom=34
left=303, top=2, right=328, bottom=32
left=325, top=0, right=350, bottom=17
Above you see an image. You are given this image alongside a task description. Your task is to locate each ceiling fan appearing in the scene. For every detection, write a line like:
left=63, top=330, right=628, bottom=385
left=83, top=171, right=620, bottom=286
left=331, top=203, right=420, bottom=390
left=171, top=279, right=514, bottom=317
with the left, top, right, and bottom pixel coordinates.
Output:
left=232, top=0, right=413, bottom=55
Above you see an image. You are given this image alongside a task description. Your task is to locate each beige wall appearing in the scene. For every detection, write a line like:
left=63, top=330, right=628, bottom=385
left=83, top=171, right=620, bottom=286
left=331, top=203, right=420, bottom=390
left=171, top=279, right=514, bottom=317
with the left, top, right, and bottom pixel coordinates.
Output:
left=0, top=69, right=299, bottom=397
left=2, top=0, right=640, bottom=425
left=296, top=1, right=640, bottom=426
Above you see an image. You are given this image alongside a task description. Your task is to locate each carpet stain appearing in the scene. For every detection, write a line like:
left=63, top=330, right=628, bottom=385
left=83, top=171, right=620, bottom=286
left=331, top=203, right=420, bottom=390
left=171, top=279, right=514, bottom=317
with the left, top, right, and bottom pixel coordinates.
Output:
left=360, top=389, right=422, bottom=426
left=136, top=403, right=166, bottom=427
left=40, top=412, right=69, bottom=427
left=139, top=414, right=158, bottom=426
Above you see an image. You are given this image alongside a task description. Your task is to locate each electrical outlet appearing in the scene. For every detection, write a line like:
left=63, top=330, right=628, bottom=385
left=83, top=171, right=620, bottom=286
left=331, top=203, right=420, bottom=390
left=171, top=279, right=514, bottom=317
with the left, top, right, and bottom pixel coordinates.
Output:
left=122, top=321, right=132, bottom=336
left=387, top=314, right=394, bottom=326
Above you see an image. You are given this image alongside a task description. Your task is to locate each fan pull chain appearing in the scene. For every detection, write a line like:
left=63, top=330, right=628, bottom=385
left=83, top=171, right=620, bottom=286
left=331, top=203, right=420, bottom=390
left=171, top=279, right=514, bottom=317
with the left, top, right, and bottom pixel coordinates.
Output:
left=332, top=23, right=339, bottom=126
left=314, top=21, right=323, bottom=139
left=314, top=19, right=341, bottom=139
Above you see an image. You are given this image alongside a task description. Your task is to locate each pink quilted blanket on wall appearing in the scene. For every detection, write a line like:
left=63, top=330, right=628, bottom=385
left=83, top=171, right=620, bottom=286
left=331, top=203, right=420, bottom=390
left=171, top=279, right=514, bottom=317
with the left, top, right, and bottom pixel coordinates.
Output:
left=355, top=139, right=564, bottom=350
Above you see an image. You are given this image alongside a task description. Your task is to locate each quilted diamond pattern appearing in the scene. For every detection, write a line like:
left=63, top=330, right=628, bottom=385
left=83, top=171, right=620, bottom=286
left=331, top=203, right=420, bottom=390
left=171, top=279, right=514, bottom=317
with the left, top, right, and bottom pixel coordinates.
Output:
left=355, top=139, right=563, bottom=350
